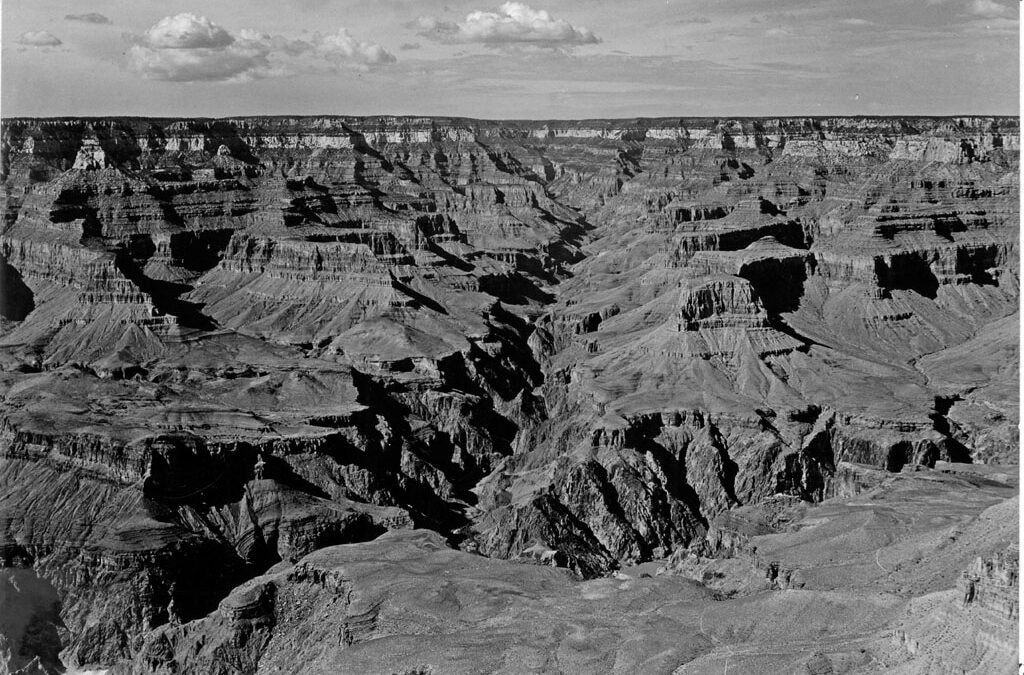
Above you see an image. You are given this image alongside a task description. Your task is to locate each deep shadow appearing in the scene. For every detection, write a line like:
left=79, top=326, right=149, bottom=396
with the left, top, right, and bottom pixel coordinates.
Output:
left=478, top=272, right=555, bottom=305
left=930, top=395, right=973, bottom=463
left=0, top=257, right=34, bottom=320
left=739, top=256, right=808, bottom=315
left=425, top=238, right=475, bottom=272
left=874, top=254, right=939, bottom=299
left=390, top=275, right=449, bottom=315
left=169, top=229, right=235, bottom=272
left=114, top=245, right=218, bottom=330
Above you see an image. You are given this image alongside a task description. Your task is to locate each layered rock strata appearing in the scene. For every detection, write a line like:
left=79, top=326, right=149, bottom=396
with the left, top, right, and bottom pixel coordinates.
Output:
left=0, top=115, right=1018, bottom=670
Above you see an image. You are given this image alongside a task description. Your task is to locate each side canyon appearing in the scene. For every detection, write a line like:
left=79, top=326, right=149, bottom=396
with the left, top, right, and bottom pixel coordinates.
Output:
left=0, top=116, right=1018, bottom=674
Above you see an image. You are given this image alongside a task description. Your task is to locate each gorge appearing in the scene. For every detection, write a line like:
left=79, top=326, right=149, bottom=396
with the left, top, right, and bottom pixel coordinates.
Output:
left=0, top=115, right=1018, bottom=674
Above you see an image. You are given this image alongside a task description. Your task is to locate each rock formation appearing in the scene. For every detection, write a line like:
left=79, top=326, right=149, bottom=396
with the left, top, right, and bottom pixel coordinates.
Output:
left=0, top=115, right=1017, bottom=672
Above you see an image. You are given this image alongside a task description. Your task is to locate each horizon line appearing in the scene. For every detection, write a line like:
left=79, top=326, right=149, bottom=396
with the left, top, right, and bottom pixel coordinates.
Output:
left=2, top=112, right=1020, bottom=123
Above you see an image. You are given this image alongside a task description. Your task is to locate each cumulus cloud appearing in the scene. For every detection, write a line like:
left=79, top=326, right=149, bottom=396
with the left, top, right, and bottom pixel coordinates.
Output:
left=316, top=29, right=395, bottom=65
left=128, top=13, right=395, bottom=82
left=927, top=0, right=1013, bottom=14
left=143, top=13, right=234, bottom=49
left=970, top=0, right=1012, bottom=17
left=65, top=12, right=112, bottom=24
left=415, top=2, right=599, bottom=47
left=18, top=31, right=63, bottom=47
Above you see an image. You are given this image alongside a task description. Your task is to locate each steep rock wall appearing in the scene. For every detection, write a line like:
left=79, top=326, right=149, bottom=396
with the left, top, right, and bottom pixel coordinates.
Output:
left=0, top=115, right=1018, bottom=669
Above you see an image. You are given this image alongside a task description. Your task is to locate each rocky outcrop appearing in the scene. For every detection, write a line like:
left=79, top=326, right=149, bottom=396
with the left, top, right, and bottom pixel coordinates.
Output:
left=0, top=115, right=1018, bottom=670
left=115, top=464, right=1019, bottom=674
left=117, top=529, right=724, bottom=675
left=960, top=545, right=1018, bottom=618
left=0, top=568, right=64, bottom=675
left=885, top=544, right=1018, bottom=673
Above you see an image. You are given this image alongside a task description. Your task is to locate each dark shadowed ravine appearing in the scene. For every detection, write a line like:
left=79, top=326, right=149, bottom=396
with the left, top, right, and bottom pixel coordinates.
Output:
left=0, top=116, right=1017, bottom=674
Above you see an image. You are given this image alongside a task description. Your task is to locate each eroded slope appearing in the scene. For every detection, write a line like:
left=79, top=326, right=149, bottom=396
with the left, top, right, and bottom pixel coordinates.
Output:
left=0, top=116, right=1018, bottom=672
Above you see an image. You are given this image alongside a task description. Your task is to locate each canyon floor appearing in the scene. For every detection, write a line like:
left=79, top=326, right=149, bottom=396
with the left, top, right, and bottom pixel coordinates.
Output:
left=0, top=116, right=1018, bottom=674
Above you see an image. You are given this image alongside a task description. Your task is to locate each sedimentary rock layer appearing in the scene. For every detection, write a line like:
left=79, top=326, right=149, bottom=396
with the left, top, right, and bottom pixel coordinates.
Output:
left=0, top=115, right=1018, bottom=672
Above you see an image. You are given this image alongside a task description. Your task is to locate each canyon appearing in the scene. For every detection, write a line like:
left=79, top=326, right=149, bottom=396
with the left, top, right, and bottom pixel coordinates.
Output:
left=0, top=115, right=1018, bottom=674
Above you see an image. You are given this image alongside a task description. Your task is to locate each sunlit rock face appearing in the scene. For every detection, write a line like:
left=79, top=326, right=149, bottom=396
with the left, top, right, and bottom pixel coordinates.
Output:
left=0, top=115, right=1018, bottom=673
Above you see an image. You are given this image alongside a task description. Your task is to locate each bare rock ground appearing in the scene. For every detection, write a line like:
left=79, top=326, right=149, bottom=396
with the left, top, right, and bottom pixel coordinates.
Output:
left=0, top=116, right=1018, bottom=672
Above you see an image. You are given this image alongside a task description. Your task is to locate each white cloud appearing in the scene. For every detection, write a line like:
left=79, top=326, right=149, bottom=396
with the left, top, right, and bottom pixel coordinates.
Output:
left=925, top=0, right=1015, bottom=18
left=143, top=13, right=234, bottom=49
left=315, top=29, right=396, bottom=65
left=970, top=0, right=1012, bottom=17
left=18, top=31, right=63, bottom=47
left=416, top=2, right=599, bottom=46
left=128, top=13, right=395, bottom=82
left=65, top=13, right=112, bottom=24
left=130, top=39, right=270, bottom=82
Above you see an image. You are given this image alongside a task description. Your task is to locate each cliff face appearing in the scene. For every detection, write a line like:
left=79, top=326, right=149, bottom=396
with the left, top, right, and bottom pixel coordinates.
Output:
left=0, top=115, right=1018, bottom=671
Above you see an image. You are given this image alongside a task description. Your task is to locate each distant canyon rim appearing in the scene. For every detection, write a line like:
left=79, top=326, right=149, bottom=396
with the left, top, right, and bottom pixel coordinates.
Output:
left=0, top=115, right=1018, bottom=674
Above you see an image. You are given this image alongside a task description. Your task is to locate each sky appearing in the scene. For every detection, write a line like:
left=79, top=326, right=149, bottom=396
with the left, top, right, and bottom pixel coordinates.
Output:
left=1, top=0, right=1019, bottom=118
